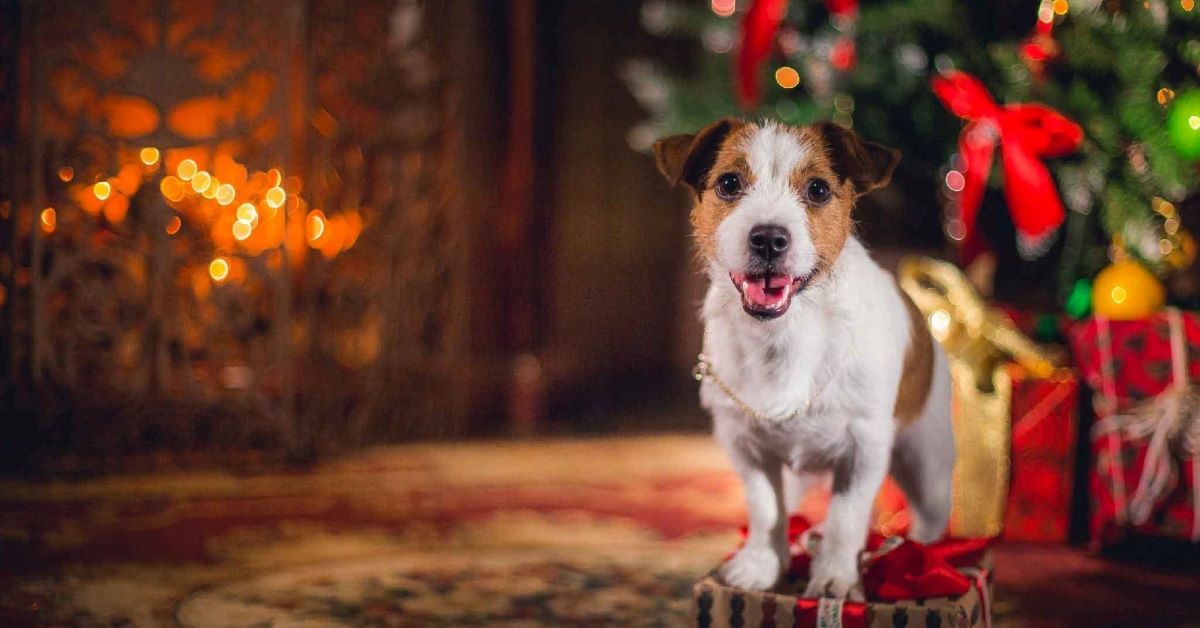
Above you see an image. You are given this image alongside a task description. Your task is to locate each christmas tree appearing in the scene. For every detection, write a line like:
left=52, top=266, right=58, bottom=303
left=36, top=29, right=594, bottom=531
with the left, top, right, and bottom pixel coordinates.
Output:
left=626, top=0, right=1200, bottom=314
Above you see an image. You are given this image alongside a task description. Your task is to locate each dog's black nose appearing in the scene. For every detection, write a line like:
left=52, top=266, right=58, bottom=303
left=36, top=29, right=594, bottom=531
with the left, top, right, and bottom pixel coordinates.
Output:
left=748, top=224, right=790, bottom=261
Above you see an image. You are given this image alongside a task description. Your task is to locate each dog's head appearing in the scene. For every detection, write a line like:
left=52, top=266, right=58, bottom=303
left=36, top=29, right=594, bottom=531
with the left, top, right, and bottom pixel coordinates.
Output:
left=653, top=119, right=899, bottom=320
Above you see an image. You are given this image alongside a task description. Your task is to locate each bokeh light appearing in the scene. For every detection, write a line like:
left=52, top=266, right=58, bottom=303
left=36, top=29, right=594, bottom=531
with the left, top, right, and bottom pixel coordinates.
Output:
left=774, top=66, right=801, bottom=89
left=711, top=0, right=735, bottom=17
left=232, top=220, right=252, bottom=241
left=307, top=209, right=327, bottom=242
left=93, top=181, right=111, bottom=200
left=209, top=257, right=230, bottom=282
left=40, top=207, right=56, bottom=234
left=177, top=159, right=198, bottom=181
left=265, top=186, right=286, bottom=209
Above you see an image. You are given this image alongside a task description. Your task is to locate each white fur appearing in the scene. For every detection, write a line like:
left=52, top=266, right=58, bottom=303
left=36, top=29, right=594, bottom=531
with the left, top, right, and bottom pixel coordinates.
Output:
left=714, top=124, right=819, bottom=278
left=704, top=125, right=955, bottom=599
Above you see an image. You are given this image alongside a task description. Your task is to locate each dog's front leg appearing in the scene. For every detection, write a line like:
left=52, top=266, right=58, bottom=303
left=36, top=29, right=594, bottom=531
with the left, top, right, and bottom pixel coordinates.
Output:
left=717, top=434, right=787, bottom=591
left=804, top=421, right=891, bottom=600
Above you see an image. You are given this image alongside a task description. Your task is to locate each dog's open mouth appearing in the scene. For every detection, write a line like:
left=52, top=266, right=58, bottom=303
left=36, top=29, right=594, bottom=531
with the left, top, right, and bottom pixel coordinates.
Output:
left=731, top=271, right=813, bottom=319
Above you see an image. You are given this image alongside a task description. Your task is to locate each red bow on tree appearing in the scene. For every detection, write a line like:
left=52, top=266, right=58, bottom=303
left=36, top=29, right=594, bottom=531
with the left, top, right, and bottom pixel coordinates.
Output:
left=931, top=70, right=1083, bottom=262
left=736, top=0, right=788, bottom=109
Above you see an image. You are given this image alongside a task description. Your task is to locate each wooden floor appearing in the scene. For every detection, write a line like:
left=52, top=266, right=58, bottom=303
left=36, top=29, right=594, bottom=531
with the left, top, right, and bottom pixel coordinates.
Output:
left=0, top=434, right=1197, bottom=626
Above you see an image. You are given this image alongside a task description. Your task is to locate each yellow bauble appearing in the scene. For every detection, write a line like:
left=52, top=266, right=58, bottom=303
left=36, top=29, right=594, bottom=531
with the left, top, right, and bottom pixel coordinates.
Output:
left=1092, top=260, right=1166, bottom=320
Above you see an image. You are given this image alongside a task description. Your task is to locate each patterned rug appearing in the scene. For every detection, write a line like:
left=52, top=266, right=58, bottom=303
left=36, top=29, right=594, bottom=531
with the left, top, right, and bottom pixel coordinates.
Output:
left=0, top=436, right=741, bottom=627
left=2, top=434, right=1199, bottom=627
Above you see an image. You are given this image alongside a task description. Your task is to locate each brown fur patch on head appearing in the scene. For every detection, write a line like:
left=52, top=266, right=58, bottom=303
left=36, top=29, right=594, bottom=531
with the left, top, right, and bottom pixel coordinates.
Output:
left=653, top=118, right=744, bottom=196
left=894, top=292, right=934, bottom=425
left=785, top=125, right=855, bottom=281
left=815, top=122, right=901, bottom=196
left=654, top=120, right=899, bottom=273
left=685, top=122, right=757, bottom=259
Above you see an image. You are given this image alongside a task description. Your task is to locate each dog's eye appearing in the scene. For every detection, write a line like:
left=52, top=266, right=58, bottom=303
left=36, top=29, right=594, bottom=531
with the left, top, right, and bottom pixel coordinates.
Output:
left=714, top=173, right=743, bottom=201
left=806, top=178, right=832, bottom=205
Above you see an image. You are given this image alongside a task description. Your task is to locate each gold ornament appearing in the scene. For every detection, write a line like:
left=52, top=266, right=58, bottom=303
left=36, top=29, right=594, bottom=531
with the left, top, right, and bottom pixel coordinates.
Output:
left=1092, top=260, right=1166, bottom=320
left=898, top=257, right=1063, bottom=538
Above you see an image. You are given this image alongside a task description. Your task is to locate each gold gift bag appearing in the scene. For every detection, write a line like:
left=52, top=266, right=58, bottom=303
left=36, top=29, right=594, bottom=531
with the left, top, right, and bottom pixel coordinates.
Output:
left=898, top=257, right=1059, bottom=538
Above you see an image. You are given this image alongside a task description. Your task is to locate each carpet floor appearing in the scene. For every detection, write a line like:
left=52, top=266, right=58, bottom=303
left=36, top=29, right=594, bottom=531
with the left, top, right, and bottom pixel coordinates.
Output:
left=1, top=434, right=1198, bottom=627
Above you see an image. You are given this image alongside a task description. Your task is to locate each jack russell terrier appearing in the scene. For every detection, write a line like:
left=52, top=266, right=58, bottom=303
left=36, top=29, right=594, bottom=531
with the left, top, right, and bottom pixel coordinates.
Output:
left=654, top=119, right=955, bottom=599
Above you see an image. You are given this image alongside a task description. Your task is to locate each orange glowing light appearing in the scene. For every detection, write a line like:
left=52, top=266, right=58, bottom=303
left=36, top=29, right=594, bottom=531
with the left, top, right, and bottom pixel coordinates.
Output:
left=103, top=193, right=129, bottom=223
left=115, top=164, right=142, bottom=196
left=265, top=186, right=286, bottom=209
left=140, top=147, right=160, bottom=166
left=191, top=171, right=212, bottom=193
left=165, top=215, right=182, bottom=235
left=201, top=176, right=220, bottom=199
left=93, top=181, right=112, bottom=200
left=236, top=202, right=258, bottom=223
left=209, top=257, right=230, bottom=282
left=58, top=166, right=74, bottom=182
left=307, top=209, right=327, bottom=242
left=40, top=207, right=56, bottom=234
left=232, top=220, right=253, bottom=241
left=775, top=66, right=800, bottom=89
left=268, top=168, right=283, bottom=187
left=711, top=0, right=736, bottom=17
left=160, top=176, right=186, bottom=202
left=216, top=183, right=236, bottom=205
left=177, top=159, right=198, bottom=181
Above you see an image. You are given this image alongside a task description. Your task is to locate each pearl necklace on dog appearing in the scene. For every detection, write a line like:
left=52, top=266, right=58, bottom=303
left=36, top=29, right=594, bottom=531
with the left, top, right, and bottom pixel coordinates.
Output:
left=692, top=329, right=815, bottom=422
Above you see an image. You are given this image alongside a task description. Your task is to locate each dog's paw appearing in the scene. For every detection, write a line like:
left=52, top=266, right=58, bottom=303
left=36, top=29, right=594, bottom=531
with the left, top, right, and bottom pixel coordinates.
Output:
left=718, top=544, right=785, bottom=591
left=802, top=553, right=864, bottom=601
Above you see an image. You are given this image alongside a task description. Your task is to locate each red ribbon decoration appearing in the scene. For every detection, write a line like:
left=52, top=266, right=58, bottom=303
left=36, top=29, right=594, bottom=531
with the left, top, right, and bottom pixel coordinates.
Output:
left=739, top=515, right=991, bottom=602
left=826, top=0, right=860, bottom=17
left=931, top=71, right=1083, bottom=262
left=794, top=597, right=870, bottom=628
left=735, top=0, right=788, bottom=109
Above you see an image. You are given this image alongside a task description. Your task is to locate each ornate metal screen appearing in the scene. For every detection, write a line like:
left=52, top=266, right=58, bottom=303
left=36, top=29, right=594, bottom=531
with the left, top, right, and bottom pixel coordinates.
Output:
left=1, top=0, right=468, bottom=464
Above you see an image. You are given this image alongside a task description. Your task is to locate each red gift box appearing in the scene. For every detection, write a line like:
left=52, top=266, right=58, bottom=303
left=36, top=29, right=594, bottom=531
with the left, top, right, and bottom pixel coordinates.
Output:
left=1070, top=309, right=1200, bottom=548
left=693, top=516, right=993, bottom=628
left=1004, top=364, right=1079, bottom=542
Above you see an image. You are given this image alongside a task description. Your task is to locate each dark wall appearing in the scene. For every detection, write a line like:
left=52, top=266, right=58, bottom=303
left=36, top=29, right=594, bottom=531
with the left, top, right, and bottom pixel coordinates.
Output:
left=535, top=1, right=697, bottom=422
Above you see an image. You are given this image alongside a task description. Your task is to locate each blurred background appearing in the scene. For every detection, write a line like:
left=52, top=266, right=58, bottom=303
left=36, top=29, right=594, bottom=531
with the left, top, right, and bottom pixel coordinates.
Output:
left=0, top=0, right=719, bottom=471
left=3, top=0, right=1200, bottom=626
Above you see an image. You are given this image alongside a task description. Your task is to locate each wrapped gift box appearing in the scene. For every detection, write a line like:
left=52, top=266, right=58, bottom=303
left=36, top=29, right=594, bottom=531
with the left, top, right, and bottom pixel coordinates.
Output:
left=1003, top=364, right=1079, bottom=542
left=692, top=517, right=993, bottom=628
left=1090, top=427, right=1200, bottom=547
left=1070, top=309, right=1200, bottom=547
left=899, top=257, right=1076, bottom=540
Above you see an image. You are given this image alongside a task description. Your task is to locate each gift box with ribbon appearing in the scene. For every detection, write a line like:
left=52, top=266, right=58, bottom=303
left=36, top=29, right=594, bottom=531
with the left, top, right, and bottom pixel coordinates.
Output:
left=1070, top=308, right=1200, bottom=548
left=899, top=257, right=1077, bottom=540
left=1004, top=363, right=1079, bottom=542
left=692, top=516, right=993, bottom=628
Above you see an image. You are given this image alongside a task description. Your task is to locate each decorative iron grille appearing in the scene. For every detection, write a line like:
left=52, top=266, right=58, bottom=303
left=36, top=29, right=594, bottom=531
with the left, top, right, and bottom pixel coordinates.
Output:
left=1, top=0, right=468, bottom=467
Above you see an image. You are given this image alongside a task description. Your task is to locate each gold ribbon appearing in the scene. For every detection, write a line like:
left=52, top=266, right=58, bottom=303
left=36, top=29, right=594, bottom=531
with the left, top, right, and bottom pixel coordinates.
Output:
left=897, top=257, right=1064, bottom=538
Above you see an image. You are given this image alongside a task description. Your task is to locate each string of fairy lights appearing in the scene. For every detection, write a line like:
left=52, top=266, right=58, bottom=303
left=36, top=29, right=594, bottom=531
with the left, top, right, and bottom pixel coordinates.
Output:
left=43, top=145, right=365, bottom=284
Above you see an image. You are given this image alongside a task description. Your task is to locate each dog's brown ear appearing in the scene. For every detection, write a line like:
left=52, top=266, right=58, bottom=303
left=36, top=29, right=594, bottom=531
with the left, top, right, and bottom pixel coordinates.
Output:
left=653, top=118, right=740, bottom=196
left=816, top=122, right=900, bottom=196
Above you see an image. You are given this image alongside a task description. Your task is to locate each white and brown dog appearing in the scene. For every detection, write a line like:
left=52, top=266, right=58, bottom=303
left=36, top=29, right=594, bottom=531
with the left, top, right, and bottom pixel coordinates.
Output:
left=654, top=119, right=955, bottom=599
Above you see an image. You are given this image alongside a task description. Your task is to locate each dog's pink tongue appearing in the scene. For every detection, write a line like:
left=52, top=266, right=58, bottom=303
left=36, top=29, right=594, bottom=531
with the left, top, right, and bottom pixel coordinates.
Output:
left=741, top=275, right=791, bottom=309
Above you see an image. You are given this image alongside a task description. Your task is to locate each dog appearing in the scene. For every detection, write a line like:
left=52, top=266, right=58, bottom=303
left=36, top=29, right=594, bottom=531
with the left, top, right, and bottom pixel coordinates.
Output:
left=653, top=119, right=955, bottom=599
